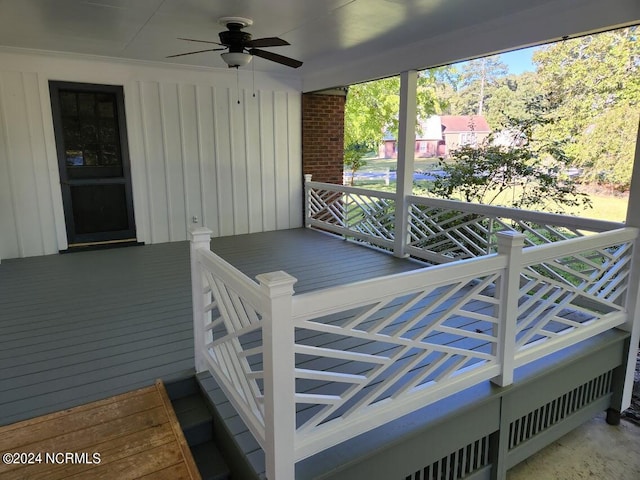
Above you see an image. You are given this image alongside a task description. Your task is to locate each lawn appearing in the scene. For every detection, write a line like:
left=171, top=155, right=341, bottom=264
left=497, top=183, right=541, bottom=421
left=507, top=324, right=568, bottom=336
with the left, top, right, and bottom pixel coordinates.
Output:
left=357, top=157, right=441, bottom=173
left=352, top=157, right=629, bottom=223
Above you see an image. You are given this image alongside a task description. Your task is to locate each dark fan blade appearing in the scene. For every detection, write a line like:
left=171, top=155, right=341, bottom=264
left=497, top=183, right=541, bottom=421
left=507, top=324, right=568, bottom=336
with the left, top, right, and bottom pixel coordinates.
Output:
left=177, top=37, right=223, bottom=46
left=167, top=47, right=225, bottom=58
left=249, top=48, right=303, bottom=68
left=245, top=37, right=290, bottom=48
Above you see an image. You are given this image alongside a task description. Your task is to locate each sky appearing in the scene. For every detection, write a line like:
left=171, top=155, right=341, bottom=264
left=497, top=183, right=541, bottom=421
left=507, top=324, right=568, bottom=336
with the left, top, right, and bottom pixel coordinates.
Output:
left=499, top=46, right=537, bottom=74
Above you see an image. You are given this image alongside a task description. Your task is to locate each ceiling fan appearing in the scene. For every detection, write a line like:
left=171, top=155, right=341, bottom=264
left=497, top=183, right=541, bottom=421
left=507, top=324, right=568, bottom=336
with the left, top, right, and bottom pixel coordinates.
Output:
left=167, top=16, right=303, bottom=69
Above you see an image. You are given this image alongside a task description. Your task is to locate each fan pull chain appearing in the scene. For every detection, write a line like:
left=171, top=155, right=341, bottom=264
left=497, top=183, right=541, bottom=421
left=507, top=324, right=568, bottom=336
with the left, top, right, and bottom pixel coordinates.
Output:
left=252, top=60, right=256, bottom=98
left=236, top=67, right=241, bottom=104
left=236, top=67, right=240, bottom=105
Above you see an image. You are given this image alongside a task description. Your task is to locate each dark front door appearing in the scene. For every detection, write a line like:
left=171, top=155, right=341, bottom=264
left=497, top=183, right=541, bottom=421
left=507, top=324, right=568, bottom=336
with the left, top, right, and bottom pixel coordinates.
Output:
left=50, top=82, right=136, bottom=246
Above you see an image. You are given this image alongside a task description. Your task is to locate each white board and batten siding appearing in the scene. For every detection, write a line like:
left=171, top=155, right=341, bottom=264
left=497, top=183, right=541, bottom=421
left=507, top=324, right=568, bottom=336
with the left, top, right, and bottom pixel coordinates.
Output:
left=0, top=50, right=303, bottom=260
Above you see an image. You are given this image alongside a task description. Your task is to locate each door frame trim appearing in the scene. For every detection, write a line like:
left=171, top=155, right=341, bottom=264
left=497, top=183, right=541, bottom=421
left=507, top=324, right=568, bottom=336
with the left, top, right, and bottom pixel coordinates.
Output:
left=49, top=81, right=137, bottom=245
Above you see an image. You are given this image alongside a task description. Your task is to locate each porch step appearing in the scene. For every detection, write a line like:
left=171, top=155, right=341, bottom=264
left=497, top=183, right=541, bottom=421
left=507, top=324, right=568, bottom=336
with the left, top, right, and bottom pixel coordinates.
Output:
left=167, top=376, right=231, bottom=480
left=191, top=441, right=233, bottom=480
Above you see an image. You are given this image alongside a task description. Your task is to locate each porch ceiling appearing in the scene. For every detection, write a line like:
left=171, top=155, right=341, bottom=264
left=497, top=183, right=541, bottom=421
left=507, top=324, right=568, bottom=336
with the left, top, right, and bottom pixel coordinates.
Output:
left=0, top=0, right=637, bottom=91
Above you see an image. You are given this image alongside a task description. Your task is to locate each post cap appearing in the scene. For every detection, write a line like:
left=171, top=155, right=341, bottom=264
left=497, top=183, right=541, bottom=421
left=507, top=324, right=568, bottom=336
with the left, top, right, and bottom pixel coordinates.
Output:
left=256, top=271, right=297, bottom=297
left=188, top=226, right=213, bottom=243
left=496, top=230, right=526, bottom=248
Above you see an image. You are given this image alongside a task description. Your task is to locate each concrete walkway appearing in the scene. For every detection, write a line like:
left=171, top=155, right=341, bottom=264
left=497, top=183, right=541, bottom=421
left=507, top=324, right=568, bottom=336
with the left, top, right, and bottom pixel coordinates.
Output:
left=508, top=413, right=640, bottom=480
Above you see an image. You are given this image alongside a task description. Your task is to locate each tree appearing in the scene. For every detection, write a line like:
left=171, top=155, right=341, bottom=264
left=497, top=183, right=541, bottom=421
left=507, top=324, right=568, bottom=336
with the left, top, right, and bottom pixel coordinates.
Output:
left=442, top=56, right=508, bottom=117
left=428, top=100, right=592, bottom=213
left=344, top=143, right=368, bottom=186
left=533, top=27, right=640, bottom=189
left=573, top=105, right=637, bottom=189
left=484, top=72, right=540, bottom=129
left=344, top=77, right=402, bottom=151
left=344, top=70, right=447, bottom=153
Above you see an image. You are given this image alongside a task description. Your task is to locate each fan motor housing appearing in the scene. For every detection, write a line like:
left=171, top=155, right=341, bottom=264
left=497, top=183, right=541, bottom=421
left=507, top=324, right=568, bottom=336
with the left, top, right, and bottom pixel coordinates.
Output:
left=219, top=28, right=252, bottom=49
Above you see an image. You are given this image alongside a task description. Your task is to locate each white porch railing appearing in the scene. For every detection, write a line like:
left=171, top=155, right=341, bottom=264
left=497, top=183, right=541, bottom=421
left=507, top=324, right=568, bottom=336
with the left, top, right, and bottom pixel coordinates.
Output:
left=189, top=221, right=638, bottom=480
left=305, top=180, right=624, bottom=262
left=305, top=181, right=396, bottom=250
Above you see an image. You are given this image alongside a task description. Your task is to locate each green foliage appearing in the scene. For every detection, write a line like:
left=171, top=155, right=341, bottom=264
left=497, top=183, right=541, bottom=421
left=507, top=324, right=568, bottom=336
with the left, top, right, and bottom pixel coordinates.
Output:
left=344, top=77, right=400, bottom=150
left=344, top=143, right=368, bottom=186
left=429, top=102, right=592, bottom=213
left=439, top=55, right=509, bottom=118
left=533, top=27, right=640, bottom=189
left=430, top=143, right=590, bottom=213
left=571, top=105, right=636, bottom=189
left=344, top=70, right=448, bottom=150
left=485, top=72, right=540, bottom=129
left=433, top=27, right=639, bottom=190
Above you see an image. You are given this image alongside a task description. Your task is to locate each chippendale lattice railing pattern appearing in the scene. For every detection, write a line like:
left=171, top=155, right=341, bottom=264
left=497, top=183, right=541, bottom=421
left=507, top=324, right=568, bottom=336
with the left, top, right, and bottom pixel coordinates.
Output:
left=289, top=258, right=505, bottom=459
left=406, top=195, right=624, bottom=264
left=190, top=234, right=269, bottom=447
left=189, top=223, right=638, bottom=480
left=304, top=180, right=624, bottom=263
left=306, top=182, right=396, bottom=250
left=514, top=228, right=635, bottom=366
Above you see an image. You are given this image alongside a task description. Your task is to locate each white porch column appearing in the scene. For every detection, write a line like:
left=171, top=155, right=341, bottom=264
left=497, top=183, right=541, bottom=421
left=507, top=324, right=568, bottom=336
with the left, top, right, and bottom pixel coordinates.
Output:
left=620, top=117, right=640, bottom=410
left=188, top=226, right=213, bottom=374
left=393, top=70, right=418, bottom=258
left=258, top=271, right=298, bottom=480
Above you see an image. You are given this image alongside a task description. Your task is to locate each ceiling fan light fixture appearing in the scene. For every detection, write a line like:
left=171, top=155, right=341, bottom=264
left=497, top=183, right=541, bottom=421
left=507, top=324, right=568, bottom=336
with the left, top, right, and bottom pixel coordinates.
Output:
left=221, top=52, right=252, bottom=68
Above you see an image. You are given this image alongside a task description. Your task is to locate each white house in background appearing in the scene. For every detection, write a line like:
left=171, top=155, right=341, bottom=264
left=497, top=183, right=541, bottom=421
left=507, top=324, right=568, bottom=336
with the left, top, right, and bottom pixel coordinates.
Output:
left=381, top=115, right=491, bottom=158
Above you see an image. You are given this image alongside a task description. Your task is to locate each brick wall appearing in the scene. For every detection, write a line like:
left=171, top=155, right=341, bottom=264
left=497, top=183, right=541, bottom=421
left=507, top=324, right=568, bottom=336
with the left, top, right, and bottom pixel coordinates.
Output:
left=302, top=92, right=346, bottom=184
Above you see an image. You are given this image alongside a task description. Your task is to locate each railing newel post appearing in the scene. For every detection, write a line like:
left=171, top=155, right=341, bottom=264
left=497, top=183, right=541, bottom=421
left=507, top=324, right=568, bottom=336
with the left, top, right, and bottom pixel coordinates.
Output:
left=188, top=226, right=213, bottom=374
left=493, top=230, right=526, bottom=387
left=257, top=271, right=298, bottom=480
left=304, top=174, right=313, bottom=228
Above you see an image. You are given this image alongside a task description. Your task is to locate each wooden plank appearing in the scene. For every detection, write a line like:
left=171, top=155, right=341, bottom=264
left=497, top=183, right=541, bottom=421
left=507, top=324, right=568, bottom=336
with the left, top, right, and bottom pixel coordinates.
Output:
left=0, top=359, right=195, bottom=427
left=195, top=85, right=219, bottom=237
left=209, top=229, right=426, bottom=293
left=214, top=87, right=234, bottom=237
left=259, top=91, right=277, bottom=232
left=1, top=423, right=175, bottom=480
left=230, top=87, right=249, bottom=236
left=245, top=89, right=263, bottom=234
left=0, top=71, right=42, bottom=257
left=68, top=443, right=185, bottom=480
left=138, top=463, right=197, bottom=480
left=22, top=72, right=58, bottom=256
left=0, top=71, right=21, bottom=259
left=273, top=92, right=290, bottom=230
left=139, top=81, right=170, bottom=243
left=178, top=83, right=202, bottom=239
left=0, top=241, right=194, bottom=426
left=0, top=342, right=192, bottom=403
left=0, top=387, right=161, bottom=449
left=287, top=92, right=303, bottom=230
left=1, top=316, right=191, bottom=362
left=0, top=383, right=200, bottom=480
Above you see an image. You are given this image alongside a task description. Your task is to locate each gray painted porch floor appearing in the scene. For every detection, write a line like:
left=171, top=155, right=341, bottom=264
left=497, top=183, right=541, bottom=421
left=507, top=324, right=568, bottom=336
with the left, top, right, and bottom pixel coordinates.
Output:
left=0, top=228, right=426, bottom=427
left=2, top=227, right=638, bottom=479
